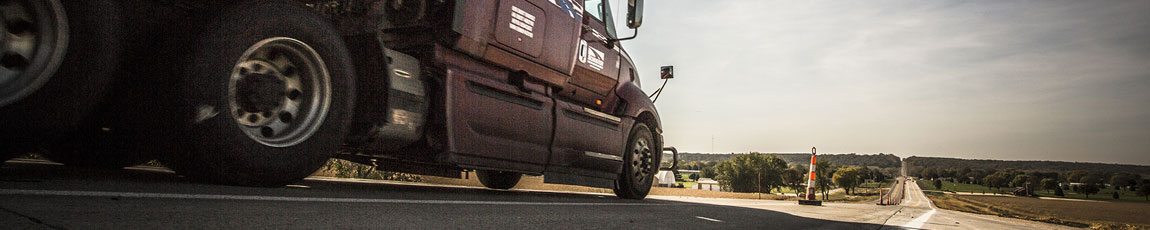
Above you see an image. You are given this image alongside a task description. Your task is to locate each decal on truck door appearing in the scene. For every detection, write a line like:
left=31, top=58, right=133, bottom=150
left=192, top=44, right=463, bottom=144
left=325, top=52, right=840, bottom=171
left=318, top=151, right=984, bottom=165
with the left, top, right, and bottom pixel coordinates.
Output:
left=509, top=6, right=536, bottom=38
left=577, top=40, right=605, bottom=71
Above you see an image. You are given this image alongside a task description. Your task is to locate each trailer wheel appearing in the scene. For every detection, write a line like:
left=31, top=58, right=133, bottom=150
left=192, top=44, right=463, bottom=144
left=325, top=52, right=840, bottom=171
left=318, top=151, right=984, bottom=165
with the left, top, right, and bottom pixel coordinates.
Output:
left=613, top=123, right=657, bottom=199
left=476, top=170, right=522, bottom=190
left=160, top=1, right=355, bottom=186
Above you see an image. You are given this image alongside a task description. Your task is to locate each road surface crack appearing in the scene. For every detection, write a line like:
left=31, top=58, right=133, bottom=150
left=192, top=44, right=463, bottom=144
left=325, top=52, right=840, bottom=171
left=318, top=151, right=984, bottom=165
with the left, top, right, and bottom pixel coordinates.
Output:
left=0, top=205, right=67, bottom=230
left=876, top=207, right=904, bottom=230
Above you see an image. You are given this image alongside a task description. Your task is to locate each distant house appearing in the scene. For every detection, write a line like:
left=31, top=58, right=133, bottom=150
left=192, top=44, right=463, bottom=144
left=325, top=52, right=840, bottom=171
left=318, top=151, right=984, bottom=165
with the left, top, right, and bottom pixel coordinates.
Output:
left=694, top=178, right=721, bottom=191
left=655, top=171, right=677, bottom=187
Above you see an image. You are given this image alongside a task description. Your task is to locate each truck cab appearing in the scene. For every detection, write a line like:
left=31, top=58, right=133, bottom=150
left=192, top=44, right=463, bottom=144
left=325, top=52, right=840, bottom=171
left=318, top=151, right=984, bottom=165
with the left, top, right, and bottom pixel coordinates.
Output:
left=363, top=0, right=664, bottom=198
left=0, top=0, right=668, bottom=199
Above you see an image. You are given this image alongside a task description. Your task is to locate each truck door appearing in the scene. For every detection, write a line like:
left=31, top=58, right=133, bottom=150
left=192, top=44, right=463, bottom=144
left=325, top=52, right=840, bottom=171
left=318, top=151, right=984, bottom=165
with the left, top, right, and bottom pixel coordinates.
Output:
left=444, top=0, right=586, bottom=173
left=562, top=0, right=621, bottom=110
left=547, top=0, right=625, bottom=178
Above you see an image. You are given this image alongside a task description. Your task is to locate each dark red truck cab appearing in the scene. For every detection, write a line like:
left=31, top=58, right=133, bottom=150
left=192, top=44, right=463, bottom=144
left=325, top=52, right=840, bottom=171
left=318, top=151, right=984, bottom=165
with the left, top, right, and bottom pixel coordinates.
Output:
left=0, top=0, right=670, bottom=199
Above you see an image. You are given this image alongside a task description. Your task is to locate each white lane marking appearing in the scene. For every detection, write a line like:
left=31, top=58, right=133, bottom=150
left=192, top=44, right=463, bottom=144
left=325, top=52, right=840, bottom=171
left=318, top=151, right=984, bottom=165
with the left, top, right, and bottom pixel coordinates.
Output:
left=905, top=209, right=937, bottom=229
left=695, top=216, right=723, bottom=222
left=0, top=189, right=677, bottom=206
left=902, top=181, right=937, bottom=229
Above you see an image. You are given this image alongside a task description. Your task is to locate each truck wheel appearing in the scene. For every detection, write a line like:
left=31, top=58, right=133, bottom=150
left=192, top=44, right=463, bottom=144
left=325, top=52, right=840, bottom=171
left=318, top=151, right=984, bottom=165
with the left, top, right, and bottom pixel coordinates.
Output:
left=159, top=0, right=355, bottom=186
left=1, top=0, right=127, bottom=154
left=15, top=0, right=161, bottom=169
left=476, top=170, right=522, bottom=190
left=0, top=0, right=67, bottom=107
left=613, top=123, right=657, bottom=199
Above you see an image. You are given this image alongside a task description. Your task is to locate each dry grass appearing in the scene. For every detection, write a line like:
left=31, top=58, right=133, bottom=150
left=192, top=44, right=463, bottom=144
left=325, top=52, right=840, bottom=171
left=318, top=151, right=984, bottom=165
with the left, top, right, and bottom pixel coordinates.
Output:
left=824, top=191, right=882, bottom=204
left=312, top=159, right=422, bottom=182
left=925, top=192, right=1150, bottom=229
left=421, top=174, right=790, bottom=200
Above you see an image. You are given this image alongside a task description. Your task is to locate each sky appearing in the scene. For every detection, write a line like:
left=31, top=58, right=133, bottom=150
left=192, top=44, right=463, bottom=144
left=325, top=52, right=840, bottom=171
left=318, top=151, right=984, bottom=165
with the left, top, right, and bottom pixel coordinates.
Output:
left=611, top=0, right=1150, bottom=165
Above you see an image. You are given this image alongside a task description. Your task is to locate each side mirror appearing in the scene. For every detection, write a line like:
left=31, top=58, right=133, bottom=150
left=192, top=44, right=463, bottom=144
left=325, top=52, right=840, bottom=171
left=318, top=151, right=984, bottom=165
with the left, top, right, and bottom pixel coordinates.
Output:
left=627, top=0, right=644, bottom=29
left=660, top=66, right=673, bottom=79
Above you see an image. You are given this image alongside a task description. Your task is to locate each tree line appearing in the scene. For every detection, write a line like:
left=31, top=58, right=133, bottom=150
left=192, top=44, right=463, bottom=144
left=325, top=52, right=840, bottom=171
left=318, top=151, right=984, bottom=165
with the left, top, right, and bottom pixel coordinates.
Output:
left=691, top=153, right=892, bottom=199
left=668, top=152, right=902, bottom=168
left=916, top=166, right=1150, bottom=200
left=905, top=156, right=1150, bottom=176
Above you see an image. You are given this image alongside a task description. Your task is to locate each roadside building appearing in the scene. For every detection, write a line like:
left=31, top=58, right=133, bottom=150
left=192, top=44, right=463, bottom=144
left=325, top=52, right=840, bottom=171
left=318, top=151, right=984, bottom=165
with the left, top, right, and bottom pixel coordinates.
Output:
left=694, top=178, right=721, bottom=191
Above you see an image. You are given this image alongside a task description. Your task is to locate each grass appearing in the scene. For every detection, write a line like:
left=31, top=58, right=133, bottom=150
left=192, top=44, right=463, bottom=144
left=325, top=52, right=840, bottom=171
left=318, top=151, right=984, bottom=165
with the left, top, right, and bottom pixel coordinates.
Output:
left=3, top=154, right=843, bottom=201
left=312, top=159, right=421, bottom=182
left=917, top=179, right=1004, bottom=194
left=918, top=179, right=1150, bottom=203
left=823, top=190, right=881, bottom=203
left=821, top=182, right=892, bottom=204
left=421, top=174, right=790, bottom=200
left=676, top=174, right=697, bottom=189
left=924, top=192, right=1150, bottom=229
left=1034, top=187, right=1150, bottom=203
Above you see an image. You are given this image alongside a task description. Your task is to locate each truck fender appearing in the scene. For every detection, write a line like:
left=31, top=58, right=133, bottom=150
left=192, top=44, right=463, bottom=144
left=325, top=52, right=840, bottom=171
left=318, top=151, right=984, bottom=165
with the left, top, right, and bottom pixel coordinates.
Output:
left=615, top=82, right=661, bottom=134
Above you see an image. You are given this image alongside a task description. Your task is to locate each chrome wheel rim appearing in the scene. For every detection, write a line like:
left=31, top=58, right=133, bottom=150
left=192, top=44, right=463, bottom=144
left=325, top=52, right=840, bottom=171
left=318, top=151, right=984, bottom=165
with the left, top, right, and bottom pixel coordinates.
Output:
left=228, top=37, right=330, bottom=147
left=630, top=136, right=653, bottom=184
left=0, top=0, right=66, bottom=106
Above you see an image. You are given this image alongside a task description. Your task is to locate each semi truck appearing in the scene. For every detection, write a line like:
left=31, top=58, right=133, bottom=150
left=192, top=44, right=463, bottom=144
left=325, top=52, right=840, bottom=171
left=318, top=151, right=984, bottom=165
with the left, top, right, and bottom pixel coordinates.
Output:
left=0, top=0, right=671, bottom=199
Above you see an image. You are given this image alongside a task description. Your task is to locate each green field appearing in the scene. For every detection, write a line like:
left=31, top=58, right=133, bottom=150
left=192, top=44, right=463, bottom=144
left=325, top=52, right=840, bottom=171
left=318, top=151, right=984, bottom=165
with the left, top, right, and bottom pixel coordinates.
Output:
left=1033, top=187, right=1149, bottom=203
left=676, top=174, right=697, bottom=189
left=918, top=180, right=1002, bottom=194
left=918, top=179, right=1150, bottom=203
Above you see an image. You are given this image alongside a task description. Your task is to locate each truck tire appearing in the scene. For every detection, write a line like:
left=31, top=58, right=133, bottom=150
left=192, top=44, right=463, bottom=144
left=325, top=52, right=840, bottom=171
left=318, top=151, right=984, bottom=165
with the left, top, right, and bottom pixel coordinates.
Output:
left=1, top=0, right=129, bottom=162
left=0, top=0, right=67, bottom=107
left=476, top=170, right=522, bottom=190
left=23, top=0, right=166, bottom=169
left=159, top=0, right=355, bottom=186
left=613, top=123, right=657, bottom=199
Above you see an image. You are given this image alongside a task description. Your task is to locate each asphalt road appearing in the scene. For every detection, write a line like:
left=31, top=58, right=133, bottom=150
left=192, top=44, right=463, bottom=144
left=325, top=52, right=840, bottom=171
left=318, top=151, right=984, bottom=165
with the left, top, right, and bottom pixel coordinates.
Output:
left=1, top=159, right=1073, bottom=229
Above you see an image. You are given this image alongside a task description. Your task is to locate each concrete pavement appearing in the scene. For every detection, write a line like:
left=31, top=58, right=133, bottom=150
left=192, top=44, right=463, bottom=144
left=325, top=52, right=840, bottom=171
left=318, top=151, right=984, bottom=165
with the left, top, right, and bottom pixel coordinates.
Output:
left=876, top=178, right=1077, bottom=230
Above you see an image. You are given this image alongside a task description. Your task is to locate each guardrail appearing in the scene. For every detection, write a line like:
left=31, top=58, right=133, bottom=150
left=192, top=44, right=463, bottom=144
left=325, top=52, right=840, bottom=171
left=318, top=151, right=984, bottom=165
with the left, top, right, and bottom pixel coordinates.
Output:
left=878, top=178, right=905, bottom=205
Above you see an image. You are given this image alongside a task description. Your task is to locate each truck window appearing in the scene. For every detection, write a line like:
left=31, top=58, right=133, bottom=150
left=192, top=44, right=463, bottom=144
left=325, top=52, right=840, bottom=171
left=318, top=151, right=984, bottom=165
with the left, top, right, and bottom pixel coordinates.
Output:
left=584, top=0, right=618, bottom=38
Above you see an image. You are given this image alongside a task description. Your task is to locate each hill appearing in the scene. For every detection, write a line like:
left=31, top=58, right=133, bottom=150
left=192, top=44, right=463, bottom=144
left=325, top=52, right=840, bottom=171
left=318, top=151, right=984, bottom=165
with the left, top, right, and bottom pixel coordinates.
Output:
left=666, top=152, right=902, bottom=168
left=904, top=156, right=1150, bottom=175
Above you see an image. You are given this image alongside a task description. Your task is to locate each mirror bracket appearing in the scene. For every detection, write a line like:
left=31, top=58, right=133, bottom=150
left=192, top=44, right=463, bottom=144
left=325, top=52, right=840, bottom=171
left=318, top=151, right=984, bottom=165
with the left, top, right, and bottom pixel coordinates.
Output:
left=606, top=28, right=638, bottom=48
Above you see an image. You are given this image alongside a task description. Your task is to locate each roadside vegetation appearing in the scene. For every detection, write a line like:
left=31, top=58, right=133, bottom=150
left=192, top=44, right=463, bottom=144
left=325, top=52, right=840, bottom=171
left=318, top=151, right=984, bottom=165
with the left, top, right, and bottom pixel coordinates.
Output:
left=312, top=159, right=421, bottom=182
left=905, top=156, right=1150, bottom=176
left=925, top=192, right=1149, bottom=229
left=914, top=165, right=1150, bottom=229
left=420, top=174, right=791, bottom=200
left=672, top=152, right=901, bottom=168
left=920, top=178, right=1150, bottom=203
left=682, top=152, right=894, bottom=202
